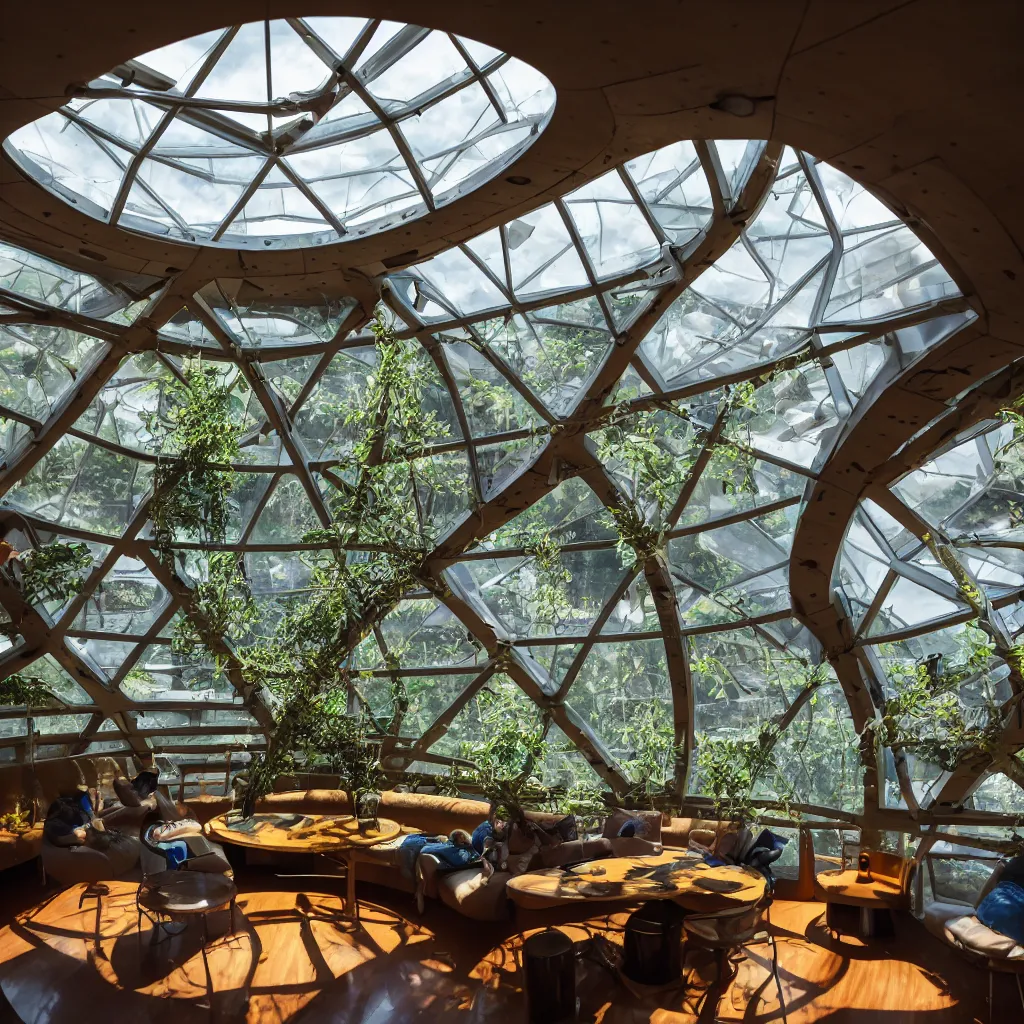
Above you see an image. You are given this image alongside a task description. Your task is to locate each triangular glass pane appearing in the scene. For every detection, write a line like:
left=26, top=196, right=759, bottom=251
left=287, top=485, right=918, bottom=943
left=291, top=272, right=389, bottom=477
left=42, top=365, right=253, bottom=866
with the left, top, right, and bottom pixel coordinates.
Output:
left=478, top=299, right=613, bottom=418
left=624, top=139, right=713, bottom=247
left=508, top=204, right=589, bottom=299
left=227, top=181, right=333, bottom=239
left=66, top=638, right=139, bottom=685
left=191, top=21, right=269, bottom=130
left=74, top=351, right=177, bottom=453
left=476, top=436, right=547, bottom=499
left=248, top=474, right=322, bottom=543
left=824, top=225, right=959, bottom=323
left=292, top=345, right=377, bottom=459
left=359, top=673, right=476, bottom=741
left=485, top=477, right=617, bottom=549
left=427, top=673, right=542, bottom=759
left=123, top=644, right=238, bottom=702
left=6, top=436, right=153, bottom=538
left=563, top=169, right=661, bottom=279
left=568, top=639, right=672, bottom=783
left=866, top=575, right=967, bottom=637
left=460, top=546, right=630, bottom=640
left=17, top=654, right=91, bottom=705
left=600, top=573, right=660, bottom=634
left=377, top=598, right=485, bottom=670
left=444, top=340, right=546, bottom=437
left=520, top=644, right=583, bottom=688
left=724, top=361, right=839, bottom=470
left=72, top=556, right=171, bottom=636
left=0, top=324, right=106, bottom=423
left=260, top=354, right=323, bottom=405
left=674, top=455, right=805, bottom=532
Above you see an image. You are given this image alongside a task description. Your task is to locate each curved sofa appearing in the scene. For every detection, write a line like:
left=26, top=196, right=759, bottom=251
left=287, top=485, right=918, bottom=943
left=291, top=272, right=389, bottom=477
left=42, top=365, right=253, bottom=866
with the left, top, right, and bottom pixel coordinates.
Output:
left=181, top=788, right=737, bottom=922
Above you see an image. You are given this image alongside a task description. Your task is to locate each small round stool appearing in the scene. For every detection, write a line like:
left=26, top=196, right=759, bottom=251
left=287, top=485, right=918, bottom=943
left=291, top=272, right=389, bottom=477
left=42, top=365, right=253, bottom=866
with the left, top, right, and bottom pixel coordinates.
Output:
left=523, top=929, right=576, bottom=1023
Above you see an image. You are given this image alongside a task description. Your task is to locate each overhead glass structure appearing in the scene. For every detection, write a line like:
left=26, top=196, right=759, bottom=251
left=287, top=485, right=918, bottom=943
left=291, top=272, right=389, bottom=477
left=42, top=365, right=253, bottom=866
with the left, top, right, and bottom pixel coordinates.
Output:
left=0, top=118, right=1019, bottom=830
left=4, top=17, right=555, bottom=247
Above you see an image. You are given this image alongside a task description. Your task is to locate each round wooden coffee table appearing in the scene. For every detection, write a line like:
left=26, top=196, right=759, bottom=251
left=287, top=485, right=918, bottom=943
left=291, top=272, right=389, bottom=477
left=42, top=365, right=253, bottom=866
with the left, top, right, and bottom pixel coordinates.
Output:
left=205, top=813, right=402, bottom=917
left=507, top=851, right=766, bottom=912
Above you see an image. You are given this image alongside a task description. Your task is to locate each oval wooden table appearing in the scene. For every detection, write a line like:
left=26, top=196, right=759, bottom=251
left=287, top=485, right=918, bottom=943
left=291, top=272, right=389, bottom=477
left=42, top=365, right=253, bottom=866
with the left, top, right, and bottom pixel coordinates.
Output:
left=205, top=813, right=402, bottom=919
left=506, top=851, right=767, bottom=913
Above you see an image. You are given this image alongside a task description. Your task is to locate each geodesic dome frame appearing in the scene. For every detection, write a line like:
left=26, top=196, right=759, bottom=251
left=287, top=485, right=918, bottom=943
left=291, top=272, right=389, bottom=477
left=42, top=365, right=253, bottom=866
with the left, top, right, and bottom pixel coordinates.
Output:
left=0, top=7, right=1021, bottom=844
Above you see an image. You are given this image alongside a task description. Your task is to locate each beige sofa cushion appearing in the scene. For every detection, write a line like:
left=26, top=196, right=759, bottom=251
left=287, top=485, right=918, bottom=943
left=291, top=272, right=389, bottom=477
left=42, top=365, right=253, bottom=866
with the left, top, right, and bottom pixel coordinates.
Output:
left=438, top=869, right=511, bottom=921
left=944, top=914, right=1024, bottom=960
left=922, top=900, right=976, bottom=942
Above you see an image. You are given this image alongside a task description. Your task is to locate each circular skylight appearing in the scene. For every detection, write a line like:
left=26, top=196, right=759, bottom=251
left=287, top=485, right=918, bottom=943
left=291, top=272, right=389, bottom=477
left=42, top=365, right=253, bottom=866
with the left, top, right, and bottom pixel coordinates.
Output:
left=3, top=18, right=556, bottom=248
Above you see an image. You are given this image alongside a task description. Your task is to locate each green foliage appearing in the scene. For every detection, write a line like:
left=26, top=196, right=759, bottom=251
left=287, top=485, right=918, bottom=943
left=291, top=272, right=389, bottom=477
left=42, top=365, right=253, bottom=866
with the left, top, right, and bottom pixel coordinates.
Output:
left=0, top=801, right=31, bottom=834
left=172, top=553, right=257, bottom=666
left=19, top=541, right=92, bottom=604
left=241, top=311, right=457, bottom=805
left=0, top=672, right=54, bottom=708
left=619, top=699, right=680, bottom=806
left=453, top=677, right=550, bottom=822
left=147, top=355, right=241, bottom=557
left=692, top=727, right=784, bottom=824
left=878, top=623, right=1004, bottom=771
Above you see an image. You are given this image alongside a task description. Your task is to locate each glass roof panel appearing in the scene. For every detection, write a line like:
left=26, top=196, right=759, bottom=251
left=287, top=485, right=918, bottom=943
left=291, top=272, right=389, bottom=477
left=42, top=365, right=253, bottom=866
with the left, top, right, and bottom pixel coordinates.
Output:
left=4, top=19, right=555, bottom=248
left=1, top=133, right=1011, bottom=820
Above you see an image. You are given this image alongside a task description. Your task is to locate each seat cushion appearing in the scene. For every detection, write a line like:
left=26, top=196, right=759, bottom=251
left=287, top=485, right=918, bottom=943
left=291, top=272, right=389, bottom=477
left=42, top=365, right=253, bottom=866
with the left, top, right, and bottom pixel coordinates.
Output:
left=660, top=818, right=725, bottom=850
left=438, top=869, right=511, bottom=921
left=602, top=809, right=662, bottom=844
left=814, top=869, right=906, bottom=908
left=41, top=834, right=139, bottom=884
left=923, top=900, right=977, bottom=942
left=540, top=837, right=613, bottom=868
left=945, top=914, right=1024, bottom=961
left=606, top=836, right=661, bottom=859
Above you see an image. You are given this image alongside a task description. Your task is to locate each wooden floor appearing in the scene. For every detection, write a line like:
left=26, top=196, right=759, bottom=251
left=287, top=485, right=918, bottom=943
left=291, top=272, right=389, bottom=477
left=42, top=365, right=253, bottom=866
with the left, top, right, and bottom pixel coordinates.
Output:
left=0, top=863, right=1003, bottom=1023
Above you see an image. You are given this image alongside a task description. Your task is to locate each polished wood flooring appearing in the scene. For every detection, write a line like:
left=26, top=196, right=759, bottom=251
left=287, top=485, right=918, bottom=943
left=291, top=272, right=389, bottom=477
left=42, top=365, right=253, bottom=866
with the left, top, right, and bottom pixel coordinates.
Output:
left=0, top=863, right=1003, bottom=1023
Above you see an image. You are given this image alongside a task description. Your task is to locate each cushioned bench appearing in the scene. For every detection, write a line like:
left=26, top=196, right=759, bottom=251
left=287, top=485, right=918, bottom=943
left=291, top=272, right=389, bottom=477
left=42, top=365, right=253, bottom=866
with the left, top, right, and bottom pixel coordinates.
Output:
left=180, top=788, right=740, bottom=922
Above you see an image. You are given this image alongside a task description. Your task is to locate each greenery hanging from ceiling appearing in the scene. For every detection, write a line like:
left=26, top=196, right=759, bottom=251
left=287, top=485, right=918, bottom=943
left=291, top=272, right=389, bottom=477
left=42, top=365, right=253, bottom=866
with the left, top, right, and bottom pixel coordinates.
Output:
left=877, top=623, right=1006, bottom=774
left=0, top=671, right=54, bottom=709
left=147, top=354, right=241, bottom=561
left=19, top=541, right=93, bottom=605
left=235, top=310, right=464, bottom=812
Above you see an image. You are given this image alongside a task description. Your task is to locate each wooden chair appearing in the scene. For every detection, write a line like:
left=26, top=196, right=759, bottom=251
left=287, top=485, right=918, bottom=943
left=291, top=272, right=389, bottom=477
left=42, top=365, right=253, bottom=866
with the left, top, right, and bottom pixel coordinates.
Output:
left=814, top=849, right=914, bottom=938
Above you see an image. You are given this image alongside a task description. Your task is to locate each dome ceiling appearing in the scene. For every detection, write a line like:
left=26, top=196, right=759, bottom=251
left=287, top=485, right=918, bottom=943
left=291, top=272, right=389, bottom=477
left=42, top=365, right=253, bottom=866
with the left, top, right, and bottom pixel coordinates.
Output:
left=4, top=17, right=555, bottom=249
left=0, top=1, right=1020, bottom=830
left=4, top=133, right=1015, bottom=827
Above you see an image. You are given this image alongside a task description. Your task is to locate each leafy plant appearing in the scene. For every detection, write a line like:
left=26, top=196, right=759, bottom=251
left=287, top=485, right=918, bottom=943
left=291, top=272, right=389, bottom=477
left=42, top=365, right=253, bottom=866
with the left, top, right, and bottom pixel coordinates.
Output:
left=239, top=311, right=460, bottom=807
left=19, top=541, right=93, bottom=604
left=692, top=730, right=781, bottom=825
left=619, top=700, right=680, bottom=807
left=0, top=672, right=55, bottom=708
left=147, top=355, right=241, bottom=559
left=877, top=623, right=1004, bottom=772
left=452, top=678, right=550, bottom=823
left=0, top=801, right=31, bottom=834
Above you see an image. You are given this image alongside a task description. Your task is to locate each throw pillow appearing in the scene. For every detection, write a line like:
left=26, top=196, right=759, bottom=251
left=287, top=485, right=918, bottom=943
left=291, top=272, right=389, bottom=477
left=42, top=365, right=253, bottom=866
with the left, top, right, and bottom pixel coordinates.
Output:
left=601, top=809, right=662, bottom=844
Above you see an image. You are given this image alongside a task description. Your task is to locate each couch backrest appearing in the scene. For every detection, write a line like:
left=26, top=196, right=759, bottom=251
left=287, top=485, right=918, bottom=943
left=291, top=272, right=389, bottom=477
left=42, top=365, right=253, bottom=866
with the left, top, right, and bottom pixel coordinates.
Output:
left=184, top=788, right=493, bottom=835
left=661, top=817, right=729, bottom=849
left=0, top=755, right=139, bottom=819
